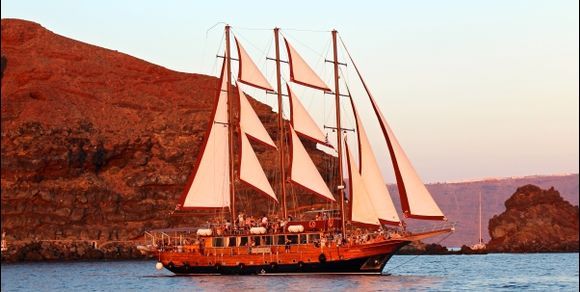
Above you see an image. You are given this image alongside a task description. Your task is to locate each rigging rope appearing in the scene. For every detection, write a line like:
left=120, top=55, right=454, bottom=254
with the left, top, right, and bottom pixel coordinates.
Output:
left=204, top=22, right=227, bottom=76
left=383, top=231, right=454, bottom=274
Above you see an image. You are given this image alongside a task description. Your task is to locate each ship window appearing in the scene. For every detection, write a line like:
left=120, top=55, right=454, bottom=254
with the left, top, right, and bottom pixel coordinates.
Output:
left=252, top=236, right=262, bottom=246
left=287, top=235, right=298, bottom=244
left=276, top=235, right=285, bottom=246
left=299, top=234, right=307, bottom=244
left=308, top=234, right=320, bottom=243
left=212, top=237, right=224, bottom=247
left=228, top=237, right=236, bottom=247
left=264, top=236, right=272, bottom=246
left=239, top=237, right=248, bottom=247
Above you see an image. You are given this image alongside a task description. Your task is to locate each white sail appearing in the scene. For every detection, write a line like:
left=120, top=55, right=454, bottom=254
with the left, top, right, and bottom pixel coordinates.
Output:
left=178, top=63, right=230, bottom=209
left=235, top=37, right=274, bottom=91
left=238, top=85, right=277, bottom=148
left=342, top=46, right=446, bottom=221
left=350, top=97, right=401, bottom=225
left=239, top=132, right=278, bottom=202
left=383, top=118, right=445, bottom=219
left=365, top=94, right=445, bottom=220
left=289, top=125, right=335, bottom=202
left=284, top=38, right=330, bottom=91
left=287, top=84, right=327, bottom=144
left=345, top=143, right=380, bottom=226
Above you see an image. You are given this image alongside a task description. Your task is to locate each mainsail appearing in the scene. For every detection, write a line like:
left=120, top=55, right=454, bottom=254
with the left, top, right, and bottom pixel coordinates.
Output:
left=349, top=96, right=401, bottom=225
left=177, top=62, right=230, bottom=209
left=341, top=42, right=445, bottom=220
left=235, top=37, right=274, bottom=91
left=284, top=38, right=330, bottom=92
left=288, top=125, right=335, bottom=202
left=287, top=84, right=327, bottom=144
left=345, top=143, right=380, bottom=226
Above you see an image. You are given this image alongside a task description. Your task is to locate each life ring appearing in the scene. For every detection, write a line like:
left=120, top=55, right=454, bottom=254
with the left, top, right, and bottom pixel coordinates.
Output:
left=309, top=220, right=316, bottom=228
left=318, top=253, right=327, bottom=263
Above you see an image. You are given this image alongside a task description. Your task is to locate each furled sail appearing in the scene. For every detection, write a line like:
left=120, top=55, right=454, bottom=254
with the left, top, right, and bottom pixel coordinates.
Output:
left=235, top=37, right=274, bottom=91
left=287, top=84, right=327, bottom=144
left=350, top=96, right=401, bottom=225
left=341, top=45, right=445, bottom=220
left=238, top=86, right=277, bottom=148
left=288, top=125, right=335, bottom=202
left=177, top=62, right=230, bottom=209
left=284, top=38, right=330, bottom=91
left=345, top=143, right=380, bottom=226
left=239, top=132, right=278, bottom=202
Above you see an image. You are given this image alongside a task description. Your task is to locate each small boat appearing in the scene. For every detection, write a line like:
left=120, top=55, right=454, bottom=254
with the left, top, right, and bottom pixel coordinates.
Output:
left=142, top=25, right=454, bottom=275
left=470, top=192, right=487, bottom=251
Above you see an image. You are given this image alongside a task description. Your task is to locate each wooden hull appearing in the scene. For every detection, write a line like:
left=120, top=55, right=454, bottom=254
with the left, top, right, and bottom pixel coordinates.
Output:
left=158, top=239, right=411, bottom=275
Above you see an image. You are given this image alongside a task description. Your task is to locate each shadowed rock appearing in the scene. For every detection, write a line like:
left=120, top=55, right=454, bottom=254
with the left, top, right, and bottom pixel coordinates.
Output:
left=487, top=185, right=579, bottom=252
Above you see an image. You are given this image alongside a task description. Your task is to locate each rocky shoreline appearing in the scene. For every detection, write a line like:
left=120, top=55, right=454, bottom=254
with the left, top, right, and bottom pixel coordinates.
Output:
left=3, top=240, right=578, bottom=263
left=1, top=240, right=147, bottom=263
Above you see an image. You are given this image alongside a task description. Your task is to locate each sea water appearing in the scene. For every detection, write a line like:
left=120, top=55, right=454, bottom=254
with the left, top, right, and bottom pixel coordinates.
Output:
left=1, top=253, right=578, bottom=291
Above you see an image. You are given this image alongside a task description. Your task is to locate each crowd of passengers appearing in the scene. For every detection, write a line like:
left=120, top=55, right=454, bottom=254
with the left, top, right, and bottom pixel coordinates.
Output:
left=156, top=212, right=407, bottom=250
left=209, top=212, right=407, bottom=238
left=212, top=212, right=303, bottom=236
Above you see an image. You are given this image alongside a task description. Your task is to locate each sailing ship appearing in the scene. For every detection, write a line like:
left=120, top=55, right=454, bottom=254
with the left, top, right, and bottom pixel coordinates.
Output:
left=139, top=25, right=454, bottom=275
left=470, top=192, right=486, bottom=251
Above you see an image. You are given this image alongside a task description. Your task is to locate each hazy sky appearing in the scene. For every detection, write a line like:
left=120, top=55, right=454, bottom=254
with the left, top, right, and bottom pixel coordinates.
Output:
left=2, top=0, right=578, bottom=183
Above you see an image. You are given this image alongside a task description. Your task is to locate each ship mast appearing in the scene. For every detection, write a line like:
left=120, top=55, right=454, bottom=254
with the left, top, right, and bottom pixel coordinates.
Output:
left=273, top=28, right=288, bottom=220
left=332, top=30, right=346, bottom=237
left=479, top=191, right=482, bottom=245
left=225, top=25, right=236, bottom=225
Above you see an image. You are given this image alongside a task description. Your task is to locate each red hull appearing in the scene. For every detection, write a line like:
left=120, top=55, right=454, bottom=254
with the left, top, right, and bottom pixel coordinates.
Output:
left=156, top=238, right=410, bottom=275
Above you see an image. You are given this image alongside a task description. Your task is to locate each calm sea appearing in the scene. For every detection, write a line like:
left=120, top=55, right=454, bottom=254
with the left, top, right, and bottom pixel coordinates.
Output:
left=1, top=253, right=578, bottom=291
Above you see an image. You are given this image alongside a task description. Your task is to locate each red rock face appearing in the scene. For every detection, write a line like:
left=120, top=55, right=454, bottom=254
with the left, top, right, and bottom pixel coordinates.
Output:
left=487, top=185, right=579, bottom=252
left=1, top=19, right=335, bottom=242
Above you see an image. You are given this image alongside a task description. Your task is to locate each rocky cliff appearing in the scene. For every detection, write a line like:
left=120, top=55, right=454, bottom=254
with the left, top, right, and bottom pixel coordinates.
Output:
left=487, top=185, right=579, bottom=252
left=0, top=18, right=334, bottom=248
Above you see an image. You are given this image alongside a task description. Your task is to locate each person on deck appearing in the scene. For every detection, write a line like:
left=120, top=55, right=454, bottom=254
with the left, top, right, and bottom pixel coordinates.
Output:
left=225, top=220, right=232, bottom=234
left=238, top=212, right=245, bottom=229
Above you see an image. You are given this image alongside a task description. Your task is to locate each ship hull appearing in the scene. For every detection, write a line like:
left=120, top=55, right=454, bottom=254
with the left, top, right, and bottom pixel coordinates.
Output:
left=158, top=239, right=411, bottom=275
left=164, top=254, right=395, bottom=275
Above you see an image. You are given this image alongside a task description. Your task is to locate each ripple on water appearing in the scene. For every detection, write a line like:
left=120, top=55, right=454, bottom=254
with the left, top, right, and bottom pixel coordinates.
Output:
left=1, top=254, right=578, bottom=291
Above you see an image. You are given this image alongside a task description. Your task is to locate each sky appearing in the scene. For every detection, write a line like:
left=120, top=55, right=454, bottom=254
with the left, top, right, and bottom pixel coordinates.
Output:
left=2, top=0, right=578, bottom=183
